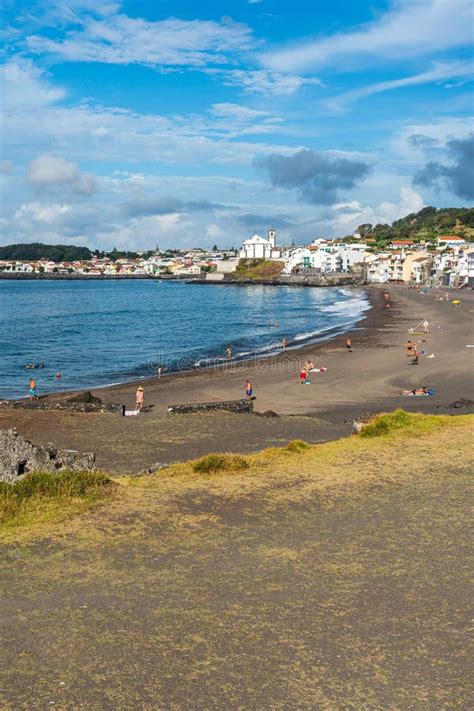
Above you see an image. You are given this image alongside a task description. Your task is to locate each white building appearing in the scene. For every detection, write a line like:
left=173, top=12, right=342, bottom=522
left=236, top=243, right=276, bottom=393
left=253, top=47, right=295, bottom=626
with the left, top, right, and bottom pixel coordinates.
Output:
left=437, top=235, right=466, bottom=249
left=455, top=247, right=474, bottom=286
left=239, top=229, right=281, bottom=260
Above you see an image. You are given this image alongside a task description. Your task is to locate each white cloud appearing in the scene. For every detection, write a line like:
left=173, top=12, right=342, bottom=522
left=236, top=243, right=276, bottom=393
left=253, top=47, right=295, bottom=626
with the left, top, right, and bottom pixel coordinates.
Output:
left=207, top=68, right=321, bottom=96
left=1, top=61, right=294, bottom=165
left=14, top=201, right=72, bottom=223
left=262, top=0, right=473, bottom=72
left=331, top=186, right=425, bottom=233
left=0, top=59, right=65, bottom=109
left=27, top=154, right=96, bottom=194
left=26, top=15, right=253, bottom=67
left=326, top=61, right=474, bottom=111
left=392, top=116, right=474, bottom=160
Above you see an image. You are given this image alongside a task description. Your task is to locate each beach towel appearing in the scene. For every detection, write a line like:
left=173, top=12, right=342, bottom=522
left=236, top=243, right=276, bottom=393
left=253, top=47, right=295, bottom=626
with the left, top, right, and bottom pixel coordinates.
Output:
left=401, top=390, right=434, bottom=397
left=309, top=367, right=327, bottom=373
left=125, top=409, right=140, bottom=416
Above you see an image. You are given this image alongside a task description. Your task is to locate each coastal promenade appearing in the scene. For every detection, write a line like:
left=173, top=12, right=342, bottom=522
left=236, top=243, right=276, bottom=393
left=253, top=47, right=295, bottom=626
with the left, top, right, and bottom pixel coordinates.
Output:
left=1, top=285, right=472, bottom=473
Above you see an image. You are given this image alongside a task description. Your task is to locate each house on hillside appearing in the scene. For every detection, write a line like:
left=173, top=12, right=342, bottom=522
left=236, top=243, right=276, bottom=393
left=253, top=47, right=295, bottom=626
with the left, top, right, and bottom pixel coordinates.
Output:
left=390, top=240, right=414, bottom=250
left=437, top=235, right=466, bottom=248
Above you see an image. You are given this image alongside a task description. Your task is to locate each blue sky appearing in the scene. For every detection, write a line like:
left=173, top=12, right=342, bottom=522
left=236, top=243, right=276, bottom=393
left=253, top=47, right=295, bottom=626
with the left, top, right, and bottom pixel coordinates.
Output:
left=1, top=0, right=473, bottom=250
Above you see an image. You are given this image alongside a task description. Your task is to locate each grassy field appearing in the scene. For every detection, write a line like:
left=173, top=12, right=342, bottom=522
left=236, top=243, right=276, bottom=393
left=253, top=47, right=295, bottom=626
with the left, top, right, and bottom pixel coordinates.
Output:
left=0, top=411, right=472, bottom=708
left=230, top=258, right=285, bottom=280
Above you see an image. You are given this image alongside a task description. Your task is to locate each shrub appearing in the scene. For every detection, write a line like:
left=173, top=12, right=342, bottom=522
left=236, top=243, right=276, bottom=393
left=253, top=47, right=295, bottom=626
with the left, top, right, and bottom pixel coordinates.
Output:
left=284, top=440, right=310, bottom=453
left=192, top=453, right=249, bottom=474
left=359, top=409, right=444, bottom=438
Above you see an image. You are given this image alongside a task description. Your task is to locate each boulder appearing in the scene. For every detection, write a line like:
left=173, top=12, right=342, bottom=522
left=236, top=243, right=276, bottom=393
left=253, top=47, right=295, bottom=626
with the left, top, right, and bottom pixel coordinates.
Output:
left=0, top=428, right=95, bottom=484
left=66, top=391, right=102, bottom=405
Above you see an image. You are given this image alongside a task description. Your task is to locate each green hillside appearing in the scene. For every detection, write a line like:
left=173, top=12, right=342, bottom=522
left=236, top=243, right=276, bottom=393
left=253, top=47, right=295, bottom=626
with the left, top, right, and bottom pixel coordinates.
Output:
left=0, top=243, right=143, bottom=262
left=355, top=206, right=474, bottom=246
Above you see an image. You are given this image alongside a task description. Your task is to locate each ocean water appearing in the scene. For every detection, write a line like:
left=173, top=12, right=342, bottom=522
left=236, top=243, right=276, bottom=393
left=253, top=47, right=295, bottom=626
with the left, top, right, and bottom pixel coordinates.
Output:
left=0, top=280, right=370, bottom=399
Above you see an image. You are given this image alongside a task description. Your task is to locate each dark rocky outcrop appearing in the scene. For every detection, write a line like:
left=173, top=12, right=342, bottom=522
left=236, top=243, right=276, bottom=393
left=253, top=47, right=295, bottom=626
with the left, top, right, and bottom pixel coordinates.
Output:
left=446, top=399, right=474, bottom=410
left=66, top=391, right=102, bottom=405
left=167, top=400, right=253, bottom=415
left=0, top=394, right=124, bottom=415
left=0, top=428, right=95, bottom=484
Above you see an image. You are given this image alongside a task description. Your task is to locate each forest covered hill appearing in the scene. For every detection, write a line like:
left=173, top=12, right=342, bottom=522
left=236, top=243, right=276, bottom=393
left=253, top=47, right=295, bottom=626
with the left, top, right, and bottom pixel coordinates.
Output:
left=354, top=206, right=474, bottom=245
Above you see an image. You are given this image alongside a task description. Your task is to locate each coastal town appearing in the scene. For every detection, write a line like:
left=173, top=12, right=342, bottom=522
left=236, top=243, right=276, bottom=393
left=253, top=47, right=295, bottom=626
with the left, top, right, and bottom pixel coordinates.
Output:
left=1, top=226, right=473, bottom=286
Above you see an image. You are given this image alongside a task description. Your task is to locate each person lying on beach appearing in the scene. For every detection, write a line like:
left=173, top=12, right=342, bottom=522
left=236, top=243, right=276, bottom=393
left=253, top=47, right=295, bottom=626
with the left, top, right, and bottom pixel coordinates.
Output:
left=401, top=387, right=434, bottom=396
left=135, top=386, right=144, bottom=410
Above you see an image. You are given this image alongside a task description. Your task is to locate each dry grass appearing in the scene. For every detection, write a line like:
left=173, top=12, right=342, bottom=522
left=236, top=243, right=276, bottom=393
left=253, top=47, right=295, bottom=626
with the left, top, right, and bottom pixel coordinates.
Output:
left=1, top=411, right=472, bottom=544
left=0, top=470, right=116, bottom=539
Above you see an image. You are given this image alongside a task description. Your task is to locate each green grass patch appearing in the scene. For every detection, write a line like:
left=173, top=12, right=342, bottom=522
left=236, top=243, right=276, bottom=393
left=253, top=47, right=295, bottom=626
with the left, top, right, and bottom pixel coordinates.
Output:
left=284, top=439, right=310, bottom=453
left=231, top=259, right=285, bottom=281
left=192, top=453, right=250, bottom=474
left=0, top=469, right=115, bottom=536
left=359, top=409, right=451, bottom=438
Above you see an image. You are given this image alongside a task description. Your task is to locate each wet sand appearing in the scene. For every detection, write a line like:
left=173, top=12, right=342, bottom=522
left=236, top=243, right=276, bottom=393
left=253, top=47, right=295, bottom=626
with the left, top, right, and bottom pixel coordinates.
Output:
left=1, top=285, right=473, bottom=472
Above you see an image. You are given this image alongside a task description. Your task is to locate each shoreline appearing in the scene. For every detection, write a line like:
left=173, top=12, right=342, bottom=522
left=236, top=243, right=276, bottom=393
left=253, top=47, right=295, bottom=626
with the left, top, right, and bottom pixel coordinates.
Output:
left=1, top=284, right=473, bottom=472
left=26, top=285, right=374, bottom=403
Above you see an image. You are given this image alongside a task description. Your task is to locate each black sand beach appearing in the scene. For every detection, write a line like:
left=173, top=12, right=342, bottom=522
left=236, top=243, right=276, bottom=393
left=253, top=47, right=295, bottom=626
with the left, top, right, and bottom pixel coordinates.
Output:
left=1, top=285, right=473, bottom=472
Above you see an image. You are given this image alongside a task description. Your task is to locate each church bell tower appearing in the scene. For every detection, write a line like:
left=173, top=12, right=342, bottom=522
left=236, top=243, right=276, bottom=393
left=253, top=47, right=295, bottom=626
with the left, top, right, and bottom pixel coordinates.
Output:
left=268, top=229, right=276, bottom=249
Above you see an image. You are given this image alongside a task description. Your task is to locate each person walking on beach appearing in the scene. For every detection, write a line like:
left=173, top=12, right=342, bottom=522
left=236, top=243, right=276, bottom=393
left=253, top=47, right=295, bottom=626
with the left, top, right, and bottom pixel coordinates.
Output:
left=135, top=386, right=144, bottom=411
left=245, top=380, right=253, bottom=400
left=299, top=367, right=308, bottom=385
left=423, top=319, right=429, bottom=334
left=28, top=377, right=37, bottom=399
left=346, top=336, right=353, bottom=353
left=226, top=345, right=233, bottom=359
left=406, top=340, right=415, bottom=357
left=282, top=337, right=287, bottom=350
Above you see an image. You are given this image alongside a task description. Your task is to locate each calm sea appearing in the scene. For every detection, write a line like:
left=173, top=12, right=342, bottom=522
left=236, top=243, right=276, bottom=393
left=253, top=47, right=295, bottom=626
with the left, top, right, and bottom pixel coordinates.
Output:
left=0, top=280, right=370, bottom=399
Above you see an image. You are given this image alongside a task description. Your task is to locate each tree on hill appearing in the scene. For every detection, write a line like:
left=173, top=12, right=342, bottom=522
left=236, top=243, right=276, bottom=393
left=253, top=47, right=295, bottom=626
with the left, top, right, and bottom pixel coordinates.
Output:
left=0, top=243, right=92, bottom=262
left=356, top=206, right=474, bottom=245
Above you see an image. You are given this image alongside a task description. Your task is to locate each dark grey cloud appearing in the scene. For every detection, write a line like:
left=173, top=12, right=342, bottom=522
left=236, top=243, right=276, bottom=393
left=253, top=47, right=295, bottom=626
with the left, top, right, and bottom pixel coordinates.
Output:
left=414, top=133, right=474, bottom=200
left=408, top=134, right=437, bottom=149
left=254, top=148, right=372, bottom=204
left=236, top=212, right=294, bottom=229
left=124, top=196, right=222, bottom=217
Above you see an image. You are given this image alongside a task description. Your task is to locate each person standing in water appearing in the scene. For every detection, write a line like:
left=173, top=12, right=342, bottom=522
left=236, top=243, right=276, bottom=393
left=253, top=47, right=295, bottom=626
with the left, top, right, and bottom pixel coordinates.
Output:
left=28, top=377, right=37, bottom=399
left=226, top=345, right=233, bottom=359
left=346, top=336, right=353, bottom=353
left=135, top=386, right=144, bottom=411
left=282, top=337, right=287, bottom=350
